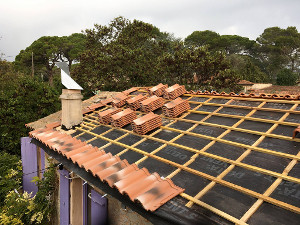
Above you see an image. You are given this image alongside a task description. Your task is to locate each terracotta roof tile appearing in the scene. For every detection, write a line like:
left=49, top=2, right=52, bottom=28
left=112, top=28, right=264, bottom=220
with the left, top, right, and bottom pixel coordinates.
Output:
left=162, top=97, right=190, bottom=117
left=126, top=94, right=148, bottom=111
left=30, top=128, right=184, bottom=211
left=98, top=108, right=123, bottom=124
left=163, top=84, right=186, bottom=100
left=132, top=112, right=162, bottom=135
left=111, top=108, right=137, bottom=128
left=112, top=93, right=130, bottom=108
left=140, top=95, right=164, bottom=113
left=148, top=83, right=168, bottom=97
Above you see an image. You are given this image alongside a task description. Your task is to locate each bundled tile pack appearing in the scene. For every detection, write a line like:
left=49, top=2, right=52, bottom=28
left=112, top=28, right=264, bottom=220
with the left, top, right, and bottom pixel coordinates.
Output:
left=163, top=84, right=186, bottom=100
left=148, top=83, right=168, bottom=97
left=140, top=95, right=164, bottom=113
left=112, top=93, right=130, bottom=108
left=126, top=94, right=148, bottom=111
left=132, top=112, right=162, bottom=135
left=162, top=97, right=190, bottom=117
left=98, top=107, right=122, bottom=124
left=111, top=108, right=137, bottom=128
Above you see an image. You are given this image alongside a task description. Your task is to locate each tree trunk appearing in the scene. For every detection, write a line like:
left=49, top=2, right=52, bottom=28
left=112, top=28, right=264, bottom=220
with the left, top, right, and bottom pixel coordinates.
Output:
left=48, top=70, right=53, bottom=86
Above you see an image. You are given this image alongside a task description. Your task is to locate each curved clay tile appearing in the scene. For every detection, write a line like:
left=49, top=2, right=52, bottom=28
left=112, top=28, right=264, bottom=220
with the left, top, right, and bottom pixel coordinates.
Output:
left=29, top=128, right=184, bottom=211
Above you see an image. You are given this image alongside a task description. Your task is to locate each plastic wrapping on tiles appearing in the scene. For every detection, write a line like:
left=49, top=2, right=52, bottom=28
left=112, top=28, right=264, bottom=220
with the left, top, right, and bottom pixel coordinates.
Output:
left=29, top=128, right=184, bottom=212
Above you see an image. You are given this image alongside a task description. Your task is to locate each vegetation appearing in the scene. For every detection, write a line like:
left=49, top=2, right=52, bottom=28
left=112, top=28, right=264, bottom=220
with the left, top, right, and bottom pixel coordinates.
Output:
left=0, top=60, right=60, bottom=155
left=0, top=162, right=57, bottom=225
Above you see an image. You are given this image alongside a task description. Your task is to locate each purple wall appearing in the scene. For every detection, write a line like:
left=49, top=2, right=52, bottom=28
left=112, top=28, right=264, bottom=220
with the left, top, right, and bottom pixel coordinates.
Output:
left=91, top=189, right=108, bottom=225
left=40, top=148, right=45, bottom=177
left=21, top=137, right=38, bottom=196
left=59, top=169, right=70, bottom=225
left=83, top=183, right=88, bottom=225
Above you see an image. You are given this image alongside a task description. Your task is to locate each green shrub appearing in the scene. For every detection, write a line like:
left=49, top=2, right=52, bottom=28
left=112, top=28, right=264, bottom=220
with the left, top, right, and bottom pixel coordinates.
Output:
left=276, top=68, right=298, bottom=86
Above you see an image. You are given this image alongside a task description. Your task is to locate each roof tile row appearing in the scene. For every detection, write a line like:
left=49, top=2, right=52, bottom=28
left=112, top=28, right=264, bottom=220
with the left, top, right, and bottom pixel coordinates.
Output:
left=126, top=94, right=148, bottom=111
left=98, top=108, right=123, bottom=124
left=140, top=95, right=165, bottom=113
left=29, top=128, right=184, bottom=211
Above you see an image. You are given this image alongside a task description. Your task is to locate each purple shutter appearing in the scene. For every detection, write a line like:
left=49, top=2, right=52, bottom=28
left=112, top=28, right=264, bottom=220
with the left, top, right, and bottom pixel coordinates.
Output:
left=83, top=183, right=88, bottom=225
left=21, top=137, right=38, bottom=196
left=91, top=189, right=108, bottom=225
left=59, top=169, right=70, bottom=225
left=40, top=148, right=45, bottom=177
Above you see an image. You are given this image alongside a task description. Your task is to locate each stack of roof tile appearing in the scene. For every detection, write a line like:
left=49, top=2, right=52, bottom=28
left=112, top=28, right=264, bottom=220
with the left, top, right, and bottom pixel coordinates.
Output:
left=163, top=84, right=186, bottom=100
left=132, top=112, right=162, bottom=135
left=29, top=128, right=184, bottom=211
left=98, top=108, right=122, bottom=124
left=148, top=83, right=168, bottom=97
left=126, top=94, right=148, bottom=111
left=111, top=108, right=137, bottom=128
left=112, top=93, right=130, bottom=108
left=162, top=97, right=190, bottom=118
left=140, top=95, right=164, bottom=113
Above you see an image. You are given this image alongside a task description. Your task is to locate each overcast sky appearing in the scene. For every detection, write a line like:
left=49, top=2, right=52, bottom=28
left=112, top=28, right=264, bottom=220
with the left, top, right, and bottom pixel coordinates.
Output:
left=1, top=0, right=299, bottom=61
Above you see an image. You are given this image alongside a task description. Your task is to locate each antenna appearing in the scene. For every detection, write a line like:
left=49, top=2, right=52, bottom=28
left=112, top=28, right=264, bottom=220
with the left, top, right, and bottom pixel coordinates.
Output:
left=55, top=62, right=83, bottom=90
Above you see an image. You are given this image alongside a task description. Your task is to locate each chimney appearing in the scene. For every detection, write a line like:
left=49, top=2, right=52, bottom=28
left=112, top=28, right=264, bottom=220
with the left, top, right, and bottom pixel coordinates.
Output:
left=60, top=89, right=83, bottom=129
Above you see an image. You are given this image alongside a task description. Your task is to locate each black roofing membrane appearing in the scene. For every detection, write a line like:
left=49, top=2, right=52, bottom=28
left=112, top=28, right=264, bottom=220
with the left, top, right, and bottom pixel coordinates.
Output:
left=205, top=116, right=239, bottom=126
left=196, top=105, right=219, bottom=112
left=223, top=131, right=260, bottom=145
left=189, top=156, right=230, bottom=177
left=192, top=125, right=226, bottom=137
left=155, top=145, right=194, bottom=165
left=172, top=170, right=211, bottom=196
left=102, top=143, right=125, bottom=155
left=248, top=202, right=300, bottom=225
left=89, top=138, right=109, bottom=148
left=237, top=120, right=273, bottom=132
left=230, top=100, right=261, bottom=107
left=102, top=129, right=125, bottom=140
left=284, top=113, right=300, bottom=123
left=258, top=137, right=300, bottom=155
left=138, top=157, right=176, bottom=177
left=218, top=107, right=251, bottom=116
left=251, top=110, right=284, bottom=120
left=242, top=151, right=291, bottom=173
left=289, top=162, right=300, bottom=179
left=270, top=180, right=300, bottom=208
left=208, top=98, right=229, bottom=104
left=119, top=150, right=143, bottom=164
left=200, top=184, right=257, bottom=218
left=205, top=142, right=246, bottom=160
left=223, top=167, right=275, bottom=194
left=272, top=124, right=296, bottom=137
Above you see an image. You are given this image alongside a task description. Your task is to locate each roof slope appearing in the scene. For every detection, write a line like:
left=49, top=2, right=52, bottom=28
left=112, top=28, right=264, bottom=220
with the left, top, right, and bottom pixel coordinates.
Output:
left=29, top=85, right=300, bottom=224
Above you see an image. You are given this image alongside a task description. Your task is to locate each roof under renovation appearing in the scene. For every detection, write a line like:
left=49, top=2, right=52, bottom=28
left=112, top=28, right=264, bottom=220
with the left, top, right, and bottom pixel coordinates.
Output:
left=28, top=84, right=300, bottom=225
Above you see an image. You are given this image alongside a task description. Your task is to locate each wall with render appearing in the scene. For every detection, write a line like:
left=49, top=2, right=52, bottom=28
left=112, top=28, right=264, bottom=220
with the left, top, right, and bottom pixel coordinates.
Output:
left=251, top=83, right=273, bottom=90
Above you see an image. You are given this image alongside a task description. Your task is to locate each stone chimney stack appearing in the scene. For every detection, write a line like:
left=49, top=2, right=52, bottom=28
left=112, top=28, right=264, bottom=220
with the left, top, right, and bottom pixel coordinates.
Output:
left=60, top=89, right=83, bottom=129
